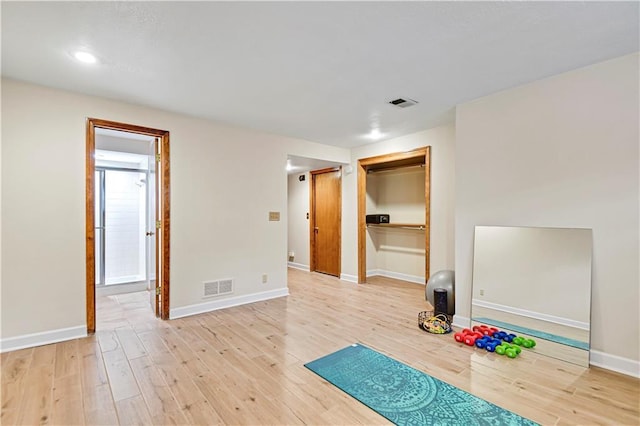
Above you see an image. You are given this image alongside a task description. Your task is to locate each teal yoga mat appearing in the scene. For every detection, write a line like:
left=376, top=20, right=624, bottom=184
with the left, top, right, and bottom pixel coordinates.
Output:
left=305, top=343, right=537, bottom=426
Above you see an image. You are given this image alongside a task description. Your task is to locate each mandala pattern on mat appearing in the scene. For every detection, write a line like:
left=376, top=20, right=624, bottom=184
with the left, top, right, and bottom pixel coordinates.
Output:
left=305, top=344, right=538, bottom=426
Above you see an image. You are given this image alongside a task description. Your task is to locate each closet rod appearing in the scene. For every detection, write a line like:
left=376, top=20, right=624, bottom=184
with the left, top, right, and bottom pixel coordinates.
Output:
left=366, top=163, right=425, bottom=174
left=367, top=224, right=425, bottom=230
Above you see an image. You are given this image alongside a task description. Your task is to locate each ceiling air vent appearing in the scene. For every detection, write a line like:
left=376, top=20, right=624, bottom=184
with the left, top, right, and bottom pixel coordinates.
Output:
left=389, top=98, right=418, bottom=108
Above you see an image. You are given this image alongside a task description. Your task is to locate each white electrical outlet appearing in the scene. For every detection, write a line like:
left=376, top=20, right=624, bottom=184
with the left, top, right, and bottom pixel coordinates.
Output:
left=480, top=289, right=485, bottom=296
left=262, top=274, right=268, bottom=284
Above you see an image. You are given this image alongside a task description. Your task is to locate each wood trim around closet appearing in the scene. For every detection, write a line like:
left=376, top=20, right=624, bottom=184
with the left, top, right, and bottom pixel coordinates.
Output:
left=424, top=147, right=431, bottom=280
left=357, top=147, right=431, bottom=284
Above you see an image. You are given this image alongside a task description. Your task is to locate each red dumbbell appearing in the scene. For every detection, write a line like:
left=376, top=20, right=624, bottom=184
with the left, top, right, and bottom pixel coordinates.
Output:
left=454, top=328, right=472, bottom=343
left=464, top=331, right=483, bottom=346
left=454, top=328, right=484, bottom=346
left=472, top=325, right=499, bottom=336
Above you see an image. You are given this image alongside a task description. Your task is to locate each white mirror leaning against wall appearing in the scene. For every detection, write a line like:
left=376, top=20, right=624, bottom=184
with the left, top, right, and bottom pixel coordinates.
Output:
left=471, top=226, right=592, bottom=367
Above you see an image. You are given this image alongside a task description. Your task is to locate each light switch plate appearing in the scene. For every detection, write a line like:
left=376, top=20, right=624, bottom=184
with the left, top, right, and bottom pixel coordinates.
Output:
left=269, top=211, right=280, bottom=221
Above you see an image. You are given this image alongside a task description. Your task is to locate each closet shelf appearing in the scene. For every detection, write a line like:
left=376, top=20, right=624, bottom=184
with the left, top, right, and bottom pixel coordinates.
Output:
left=366, top=223, right=425, bottom=230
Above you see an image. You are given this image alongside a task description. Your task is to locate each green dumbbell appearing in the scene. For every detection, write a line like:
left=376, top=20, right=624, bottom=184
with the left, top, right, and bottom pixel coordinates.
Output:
left=495, top=343, right=507, bottom=355
left=496, top=343, right=521, bottom=358
left=512, top=336, right=536, bottom=348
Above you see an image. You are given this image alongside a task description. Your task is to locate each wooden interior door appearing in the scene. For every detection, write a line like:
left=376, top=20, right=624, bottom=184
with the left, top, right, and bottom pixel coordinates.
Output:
left=310, top=167, right=342, bottom=277
left=148, top=137, right=161, bottom=317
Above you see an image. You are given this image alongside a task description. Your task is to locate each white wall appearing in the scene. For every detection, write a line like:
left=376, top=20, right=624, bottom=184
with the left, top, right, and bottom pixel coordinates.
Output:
left=342, top=125, right=456, bottom=281
left=366, top=168, right=427, bottom=280
left=287, top=172, right=310, bottom=269
left=101, top=170, right=146, bottom=284
left=455, top=54, right=639, bottom=364
left=1, top=78, right=349, bottom=342
left=372, top=168, right=426, bottom=223
left=472, top=226, right=592, bottom=324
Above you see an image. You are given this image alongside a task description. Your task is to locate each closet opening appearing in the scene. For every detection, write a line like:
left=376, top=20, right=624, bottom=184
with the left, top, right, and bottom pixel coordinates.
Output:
left=357, top=147, right=431, bottom=284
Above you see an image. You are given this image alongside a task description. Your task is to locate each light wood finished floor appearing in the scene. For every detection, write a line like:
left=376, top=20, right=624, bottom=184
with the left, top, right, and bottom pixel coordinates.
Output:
left=2, top=268, right=639, bottom=425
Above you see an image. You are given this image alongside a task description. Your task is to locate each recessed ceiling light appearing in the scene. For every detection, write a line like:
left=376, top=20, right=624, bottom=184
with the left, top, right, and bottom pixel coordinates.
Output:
left=73, top=51, right=97, bottom=64
left=368, top=128, right=383, bottom=140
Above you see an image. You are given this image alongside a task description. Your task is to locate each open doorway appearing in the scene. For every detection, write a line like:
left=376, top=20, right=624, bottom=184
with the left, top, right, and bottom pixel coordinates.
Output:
left=286, top=155, right=346, bottom=275
left=86, top=118, right=170, bottom=333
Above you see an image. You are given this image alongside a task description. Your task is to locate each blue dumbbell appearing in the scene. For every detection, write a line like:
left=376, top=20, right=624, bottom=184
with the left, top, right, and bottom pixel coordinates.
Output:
left=493, top=331, right=507, bottom=340
left=493, top=331, right=517, bottom=342
left=485, top=338, right=502, bottom=352
left=475, top=336, right=491, bottom=349
left=502, top=333, right=517, bottom=343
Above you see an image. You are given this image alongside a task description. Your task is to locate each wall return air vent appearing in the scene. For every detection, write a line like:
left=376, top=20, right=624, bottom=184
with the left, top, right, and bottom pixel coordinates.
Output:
left=203, top=278, right=234, bottom=298
left=388, top=98, right=418, bottom=108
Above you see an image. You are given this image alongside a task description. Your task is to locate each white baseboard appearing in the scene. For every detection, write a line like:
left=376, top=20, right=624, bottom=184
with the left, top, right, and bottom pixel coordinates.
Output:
left=452, top=314, right=470, bottom=329
left=472, top=298, right=589, bottom=330
left=288, top=264, right=358, bottom=284
left=340, top=273, right=358, bottom=283
left=590, top=350, right=640, bottom=378
left=287, top=262, right=309, bottom=271
left=0, top=325, right=87, bottom=353
left=367, top=269, right=425, bottom=285
left=170, top=288, right=289, bottom=320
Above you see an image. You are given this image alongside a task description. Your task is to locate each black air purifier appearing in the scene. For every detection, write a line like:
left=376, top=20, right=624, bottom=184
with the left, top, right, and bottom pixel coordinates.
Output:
left=434, top=288, right=448, bottom=317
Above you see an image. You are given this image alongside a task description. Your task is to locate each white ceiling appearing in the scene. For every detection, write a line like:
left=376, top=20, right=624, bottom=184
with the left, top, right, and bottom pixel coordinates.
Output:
left=2, top=2, right=638, bottom=148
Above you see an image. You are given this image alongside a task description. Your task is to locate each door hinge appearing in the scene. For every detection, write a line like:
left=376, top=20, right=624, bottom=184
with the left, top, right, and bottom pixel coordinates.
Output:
left=155, top=153, right=161, bottom=162
left=156, top=287, right=161, bottom=295
left=156, top=220, right=161, bottom=229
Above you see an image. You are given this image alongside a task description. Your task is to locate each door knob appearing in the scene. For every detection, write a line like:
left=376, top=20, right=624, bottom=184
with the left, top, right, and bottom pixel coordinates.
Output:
left=146, top=231, right=155, bottom=236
